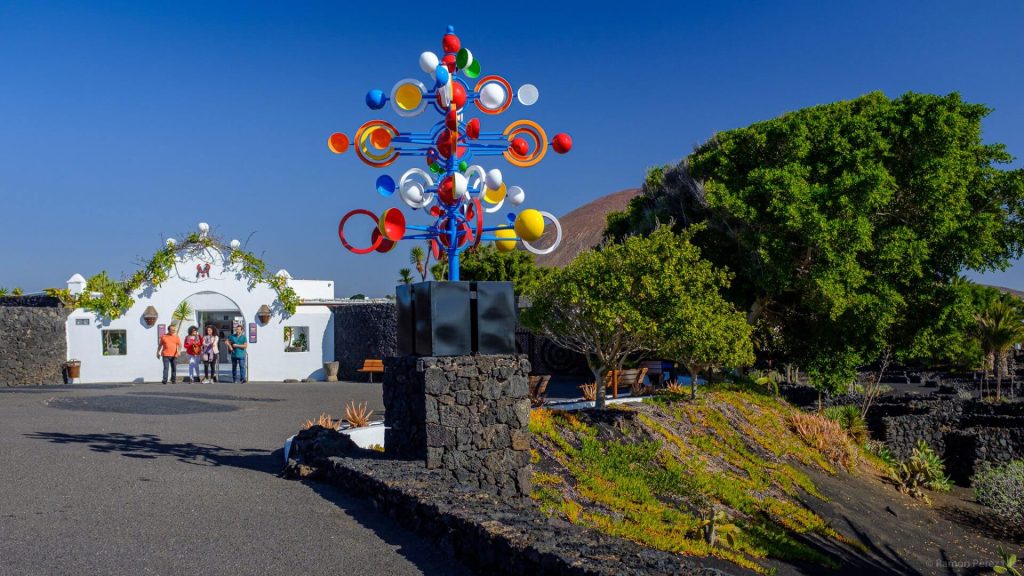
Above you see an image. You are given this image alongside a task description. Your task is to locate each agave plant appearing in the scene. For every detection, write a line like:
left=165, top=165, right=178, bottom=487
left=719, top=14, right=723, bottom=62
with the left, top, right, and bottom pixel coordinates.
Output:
left=302, top=413, right=337, bottom=430
left=344, top=401, right=374, bottom=428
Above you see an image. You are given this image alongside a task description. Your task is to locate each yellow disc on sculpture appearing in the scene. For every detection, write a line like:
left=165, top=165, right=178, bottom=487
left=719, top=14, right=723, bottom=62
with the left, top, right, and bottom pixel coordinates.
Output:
left=395, top=83, right=423, bottom=111
left=483, top=182, right=506, bottom=204
left=494, top=228, right=518, bottom=252
left=514, top=209, right=545, bottom=242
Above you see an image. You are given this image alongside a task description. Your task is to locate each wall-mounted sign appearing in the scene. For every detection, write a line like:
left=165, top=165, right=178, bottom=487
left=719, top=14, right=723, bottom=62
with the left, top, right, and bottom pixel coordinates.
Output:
left=158, top=324, right=166, bottom=338
left=249, top=322, right=257, bottom=344
left=75, top=319, right=90, bottom=326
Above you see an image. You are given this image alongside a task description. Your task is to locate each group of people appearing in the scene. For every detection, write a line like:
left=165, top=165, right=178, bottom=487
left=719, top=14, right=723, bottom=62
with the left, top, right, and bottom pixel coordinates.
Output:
left=157, top=324, right=249, bottom=384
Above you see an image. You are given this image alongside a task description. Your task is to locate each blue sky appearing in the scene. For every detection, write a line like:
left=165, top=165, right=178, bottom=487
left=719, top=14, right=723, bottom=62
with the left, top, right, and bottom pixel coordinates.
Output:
left=1, top=1, right=1022, bottom=297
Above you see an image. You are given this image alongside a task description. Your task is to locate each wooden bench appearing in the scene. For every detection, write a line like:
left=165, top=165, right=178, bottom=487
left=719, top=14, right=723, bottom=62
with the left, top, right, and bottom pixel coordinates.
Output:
left=357, top=359, right=384, bottom=382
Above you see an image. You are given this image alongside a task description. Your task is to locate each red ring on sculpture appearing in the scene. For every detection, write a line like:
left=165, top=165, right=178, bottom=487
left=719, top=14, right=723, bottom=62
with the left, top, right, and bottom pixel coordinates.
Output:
left=338, top=209, right=384, bottom=254
left=473, top=75, right=513, bottom=115
left=354, top=120, right=400, bottom=168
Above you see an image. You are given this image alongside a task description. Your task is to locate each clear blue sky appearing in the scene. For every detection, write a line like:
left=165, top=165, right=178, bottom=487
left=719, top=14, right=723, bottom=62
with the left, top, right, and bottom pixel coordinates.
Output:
left=2, top=1, right=1022, bottom=297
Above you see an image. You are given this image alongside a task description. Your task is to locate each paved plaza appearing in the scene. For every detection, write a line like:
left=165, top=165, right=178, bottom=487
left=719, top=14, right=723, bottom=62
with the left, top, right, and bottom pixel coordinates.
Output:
left=0, top=381, right=467, bottom=576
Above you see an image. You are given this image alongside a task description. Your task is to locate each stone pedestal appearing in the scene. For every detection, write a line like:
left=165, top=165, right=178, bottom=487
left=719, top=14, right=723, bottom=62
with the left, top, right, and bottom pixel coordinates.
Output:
left=384, top=354, right=532, bottom=498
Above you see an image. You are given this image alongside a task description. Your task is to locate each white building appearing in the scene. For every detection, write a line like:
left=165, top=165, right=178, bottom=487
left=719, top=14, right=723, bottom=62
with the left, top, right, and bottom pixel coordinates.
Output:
left=65, top=229, right=335, bottom=383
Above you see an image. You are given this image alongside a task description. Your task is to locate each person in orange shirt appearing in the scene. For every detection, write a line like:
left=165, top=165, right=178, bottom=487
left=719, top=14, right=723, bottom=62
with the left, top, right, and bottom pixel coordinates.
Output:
left=158, top=325, right=182, bottom=384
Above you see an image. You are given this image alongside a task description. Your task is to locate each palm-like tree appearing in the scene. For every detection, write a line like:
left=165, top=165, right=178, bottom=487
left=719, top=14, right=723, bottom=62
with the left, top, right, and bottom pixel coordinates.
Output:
left=975, top=299, right=1024, bottom=400
left=398, top=268, right=414, bottom=285
left=410, top=246, right=428, bottom=281
left=172, top=300, right=194, bottom=333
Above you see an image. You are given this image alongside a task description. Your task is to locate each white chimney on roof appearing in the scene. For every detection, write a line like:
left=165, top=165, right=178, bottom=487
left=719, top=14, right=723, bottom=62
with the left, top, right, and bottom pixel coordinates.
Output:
left=67, top=274, right=86, bottom=296
left=275, top=269, right=292, bottom=279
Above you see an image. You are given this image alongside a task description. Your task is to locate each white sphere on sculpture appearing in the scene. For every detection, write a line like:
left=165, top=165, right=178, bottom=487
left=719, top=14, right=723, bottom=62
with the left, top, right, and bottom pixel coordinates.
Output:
left=230, top=239, right=241, bottom=250
left=485, top=169, right=503, bottom=191
left=479, top=83, right=506, bottom=110
left=166, top=238, right=176, bottom=247
left=419, top=51, right=439, bottom=75
left=198, top=222, right=210, bottom=237
left=507, top=186, right=525, bottom=206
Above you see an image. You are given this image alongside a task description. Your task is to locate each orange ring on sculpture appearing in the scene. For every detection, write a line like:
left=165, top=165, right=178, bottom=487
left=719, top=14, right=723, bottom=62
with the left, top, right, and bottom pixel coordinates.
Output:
left=354, top=120, right=400, bottom=167
left=338, top=209, right=383, bottom=254
left=473, top=75, right=513, bottom=115
left=503, top=120, right=548, bottom=167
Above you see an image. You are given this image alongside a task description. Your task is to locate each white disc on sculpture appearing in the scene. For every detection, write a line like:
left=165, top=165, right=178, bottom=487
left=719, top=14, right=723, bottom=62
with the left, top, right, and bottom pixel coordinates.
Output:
left=522, top=211, right=562, bottom=255
left=419, top=51, right=439, bottom=75
left=453, top=172, right=469, bottom=199
left=517, top=84, right=539, bottom=106
left=485, top=168, right=503, bottom=190
left=507, top=185, right=525, bottom=206
left=479, top=82, right=507, bottom=110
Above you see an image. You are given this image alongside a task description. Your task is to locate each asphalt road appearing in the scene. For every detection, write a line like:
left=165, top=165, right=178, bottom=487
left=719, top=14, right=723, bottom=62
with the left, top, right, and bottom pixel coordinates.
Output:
left=0, top=381, right=469, bottom=576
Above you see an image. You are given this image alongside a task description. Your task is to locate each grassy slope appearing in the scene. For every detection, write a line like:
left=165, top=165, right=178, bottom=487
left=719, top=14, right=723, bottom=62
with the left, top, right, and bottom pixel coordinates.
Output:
left=529, top=388, right=873, bottom=575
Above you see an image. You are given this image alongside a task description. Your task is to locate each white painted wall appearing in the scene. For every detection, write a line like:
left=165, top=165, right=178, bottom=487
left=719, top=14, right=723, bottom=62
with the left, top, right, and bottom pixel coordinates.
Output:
left=65, top=247, right=335, bottom=383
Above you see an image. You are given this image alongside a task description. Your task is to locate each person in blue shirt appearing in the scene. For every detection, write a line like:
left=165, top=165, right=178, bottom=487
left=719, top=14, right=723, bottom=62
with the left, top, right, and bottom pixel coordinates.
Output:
left=226, top=325, right=248, bottom=383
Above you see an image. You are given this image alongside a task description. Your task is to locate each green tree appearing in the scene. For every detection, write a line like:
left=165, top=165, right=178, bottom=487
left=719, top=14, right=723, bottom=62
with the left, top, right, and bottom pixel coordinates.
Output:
left=606, top=92, right=1024, bottom=391
left=523, top=227, right=751, bottom=408
left=459, top=244, right=549, bottom=294
left=0, top=288, right=8, bottom=297
left=398, top=268, right=414, bottom=285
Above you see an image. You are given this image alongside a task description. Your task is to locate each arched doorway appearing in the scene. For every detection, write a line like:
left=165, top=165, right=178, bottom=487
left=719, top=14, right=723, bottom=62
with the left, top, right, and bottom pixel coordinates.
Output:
left=180, top=291, right=243, bottom=382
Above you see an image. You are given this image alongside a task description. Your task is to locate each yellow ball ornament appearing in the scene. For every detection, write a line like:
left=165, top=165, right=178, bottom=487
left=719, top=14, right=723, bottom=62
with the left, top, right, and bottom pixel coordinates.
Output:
left=494, top=228, right=518, bottom=252
left=514, top=209, right=545, bottom=242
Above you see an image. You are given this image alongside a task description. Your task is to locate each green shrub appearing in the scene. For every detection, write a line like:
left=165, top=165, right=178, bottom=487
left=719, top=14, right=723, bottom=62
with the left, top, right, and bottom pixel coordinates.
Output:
left=821, top=405, right=868, bottom=444
left=973, top=460, right=1024, bottom=525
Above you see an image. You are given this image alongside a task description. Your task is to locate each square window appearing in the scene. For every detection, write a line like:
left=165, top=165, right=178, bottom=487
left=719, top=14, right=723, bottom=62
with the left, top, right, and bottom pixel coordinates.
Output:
left=102, top=330, right=127, bottom=356
left=283, top=326, right=309, bottom=353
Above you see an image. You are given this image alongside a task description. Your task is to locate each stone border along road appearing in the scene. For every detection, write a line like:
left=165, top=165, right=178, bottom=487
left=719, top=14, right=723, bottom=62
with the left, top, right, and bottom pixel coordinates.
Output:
left=0, top=381, right=469, bottom=576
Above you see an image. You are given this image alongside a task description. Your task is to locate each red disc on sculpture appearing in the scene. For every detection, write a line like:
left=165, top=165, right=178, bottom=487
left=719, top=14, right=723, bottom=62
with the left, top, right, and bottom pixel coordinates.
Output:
left=372, top=228, right=396, bottom=253
left=379, top=207, right=406, bottom=241
left=466, top=118, right=480, bottom=139
left=338, top=209, right=383, bottom=254
left=552, top=133, right=573, bottom=154
left=328, top=133, right=349, bottom=154
left=511, top=137, right=529, bottom=156
left=442, top=54, right=456, bottom=72
left=436, top=131, right=467, bottom=159
left=446, top=109, right=458, bottom=131
left=442, top=33, right=460, bottom=54
left=438, top=177, right=456, bottom=205
left=430, top=205, right=442, bottom=217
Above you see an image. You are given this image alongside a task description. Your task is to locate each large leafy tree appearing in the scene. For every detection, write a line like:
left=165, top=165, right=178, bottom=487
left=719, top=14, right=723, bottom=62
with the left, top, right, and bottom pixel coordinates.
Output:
left=522, top=227, right=752, bottom=408
left=607, top=92, right=1024, bottom=390
left=459, top=244, right=549, bottom=295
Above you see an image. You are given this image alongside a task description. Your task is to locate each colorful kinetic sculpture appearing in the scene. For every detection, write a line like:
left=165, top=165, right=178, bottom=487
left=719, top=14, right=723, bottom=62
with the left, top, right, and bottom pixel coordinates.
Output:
left=330, top=25, right=571, bottom=281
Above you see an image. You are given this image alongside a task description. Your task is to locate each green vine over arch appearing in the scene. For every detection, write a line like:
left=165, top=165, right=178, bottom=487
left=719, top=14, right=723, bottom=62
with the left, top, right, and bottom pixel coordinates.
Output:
left=45, top=233, right=300, bottom=318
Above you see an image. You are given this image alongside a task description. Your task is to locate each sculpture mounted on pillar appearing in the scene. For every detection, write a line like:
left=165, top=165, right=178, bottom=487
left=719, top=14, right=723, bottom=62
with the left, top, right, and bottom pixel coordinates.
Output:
left=330, top=24, right=570, bottom=281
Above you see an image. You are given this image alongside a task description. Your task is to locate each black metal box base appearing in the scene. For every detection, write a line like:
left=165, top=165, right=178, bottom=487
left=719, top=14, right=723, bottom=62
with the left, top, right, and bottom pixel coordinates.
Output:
left=396, top=281, right=515, bottom=356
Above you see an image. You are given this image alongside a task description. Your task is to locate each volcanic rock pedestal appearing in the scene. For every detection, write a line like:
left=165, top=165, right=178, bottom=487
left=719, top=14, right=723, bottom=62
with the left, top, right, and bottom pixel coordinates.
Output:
left=384, top=354, right=532, bottom=498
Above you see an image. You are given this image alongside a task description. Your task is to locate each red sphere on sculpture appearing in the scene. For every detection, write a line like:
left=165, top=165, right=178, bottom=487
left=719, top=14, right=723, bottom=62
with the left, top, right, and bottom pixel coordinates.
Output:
left=552, top=133, right=573, bottom=154
left=510, top=137, right=529, bottom=157
left=442, top=33, right=460, bottom=54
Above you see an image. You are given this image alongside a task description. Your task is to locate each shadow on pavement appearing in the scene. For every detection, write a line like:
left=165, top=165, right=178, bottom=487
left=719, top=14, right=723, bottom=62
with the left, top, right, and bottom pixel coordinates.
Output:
left=25, top=431, right=278, bottom=473
left=0, top=384, right=131, bottom=393
left=128, top=391, right=285, bottom=403
left=301, top=480, right=470, bottom=575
